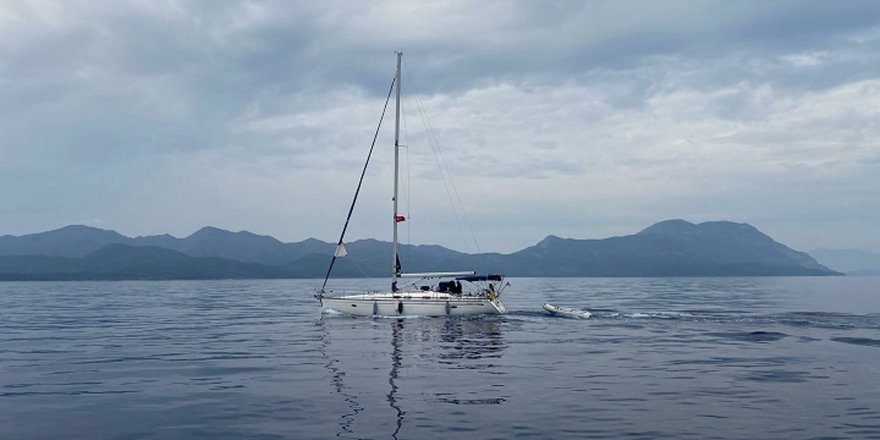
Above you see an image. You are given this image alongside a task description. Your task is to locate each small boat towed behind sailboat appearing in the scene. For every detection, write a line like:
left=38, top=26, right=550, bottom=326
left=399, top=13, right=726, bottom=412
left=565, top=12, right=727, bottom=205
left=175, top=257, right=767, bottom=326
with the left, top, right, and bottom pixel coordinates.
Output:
left=542, top=303, right=592, bottom=319
left=316, top=52, right=508, bottom=316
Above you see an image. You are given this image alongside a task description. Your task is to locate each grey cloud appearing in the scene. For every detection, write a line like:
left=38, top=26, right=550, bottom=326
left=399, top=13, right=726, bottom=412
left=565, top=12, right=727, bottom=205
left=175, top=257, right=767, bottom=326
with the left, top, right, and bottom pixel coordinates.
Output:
left=1, top=0, right=879, bottom=253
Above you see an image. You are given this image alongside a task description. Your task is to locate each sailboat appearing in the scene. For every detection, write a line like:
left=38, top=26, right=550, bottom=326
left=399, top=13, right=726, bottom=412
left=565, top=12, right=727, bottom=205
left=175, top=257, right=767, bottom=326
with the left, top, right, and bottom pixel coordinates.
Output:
left=317, top=52, right=508, bottom=316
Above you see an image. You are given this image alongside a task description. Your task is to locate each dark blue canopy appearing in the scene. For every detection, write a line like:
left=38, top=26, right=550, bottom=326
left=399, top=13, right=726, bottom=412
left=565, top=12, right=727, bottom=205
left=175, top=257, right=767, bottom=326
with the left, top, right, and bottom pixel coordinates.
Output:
left=456, top=274, right=503, bottom=282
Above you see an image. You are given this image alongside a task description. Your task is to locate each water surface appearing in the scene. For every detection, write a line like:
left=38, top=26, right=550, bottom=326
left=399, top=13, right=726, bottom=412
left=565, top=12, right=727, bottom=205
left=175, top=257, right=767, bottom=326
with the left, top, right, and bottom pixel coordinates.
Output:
left=1, top=277, right=879, bottom=439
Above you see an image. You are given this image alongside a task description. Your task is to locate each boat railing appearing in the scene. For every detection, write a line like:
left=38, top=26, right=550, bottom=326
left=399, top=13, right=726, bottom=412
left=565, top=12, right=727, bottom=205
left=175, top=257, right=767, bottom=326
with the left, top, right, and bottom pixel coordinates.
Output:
left=321, top=289, right=492, bottom=301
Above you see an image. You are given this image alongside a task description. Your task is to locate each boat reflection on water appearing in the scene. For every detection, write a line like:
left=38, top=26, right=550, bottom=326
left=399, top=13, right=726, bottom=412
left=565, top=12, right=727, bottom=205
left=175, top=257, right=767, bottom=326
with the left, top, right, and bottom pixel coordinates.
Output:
left=317, top=315, right=507, bottom=439
left=435, top=317, right=505, bottom=366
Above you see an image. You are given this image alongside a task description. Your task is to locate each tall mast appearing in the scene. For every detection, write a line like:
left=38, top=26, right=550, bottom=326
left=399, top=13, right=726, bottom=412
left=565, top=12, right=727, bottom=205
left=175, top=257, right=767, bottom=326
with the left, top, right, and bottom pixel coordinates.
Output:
left=391, top=51, right=402, bottom=292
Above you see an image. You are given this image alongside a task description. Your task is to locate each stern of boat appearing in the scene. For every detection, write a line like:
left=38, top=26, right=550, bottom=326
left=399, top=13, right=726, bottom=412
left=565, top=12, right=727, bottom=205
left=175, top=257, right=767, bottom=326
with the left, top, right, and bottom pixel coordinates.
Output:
left=490, top=298, right=508, bottom=314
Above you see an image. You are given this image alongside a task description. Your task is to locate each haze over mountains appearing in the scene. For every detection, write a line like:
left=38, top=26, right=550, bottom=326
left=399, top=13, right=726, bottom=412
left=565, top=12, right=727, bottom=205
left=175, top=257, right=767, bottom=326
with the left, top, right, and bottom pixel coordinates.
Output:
left=809, top=248, right=880, bottom=276
left=0, top=220, right=838, bottom=280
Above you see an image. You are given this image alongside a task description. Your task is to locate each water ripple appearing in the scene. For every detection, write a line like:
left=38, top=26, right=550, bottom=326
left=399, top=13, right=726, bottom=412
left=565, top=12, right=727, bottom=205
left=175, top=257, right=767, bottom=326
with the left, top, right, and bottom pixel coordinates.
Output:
left=0, top=277, right=878, bottom=439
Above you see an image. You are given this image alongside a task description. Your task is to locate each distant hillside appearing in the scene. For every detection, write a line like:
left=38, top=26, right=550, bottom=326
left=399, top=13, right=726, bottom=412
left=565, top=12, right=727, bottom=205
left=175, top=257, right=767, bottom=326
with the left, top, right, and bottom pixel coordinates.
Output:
left=496, top=220, right=833, bottom=277
left=0, top=225, right=338, bottom=266
left=0, top=245, right=293, bottom=281
left=133, top=227, right=336, bottom=266
left=848, top=268, right=880, bottom=276
left=810, top=248, right=880, bottom=274
left=0, top=220, right=839, bottom=280
left=0, top=225, right=128, bottom=258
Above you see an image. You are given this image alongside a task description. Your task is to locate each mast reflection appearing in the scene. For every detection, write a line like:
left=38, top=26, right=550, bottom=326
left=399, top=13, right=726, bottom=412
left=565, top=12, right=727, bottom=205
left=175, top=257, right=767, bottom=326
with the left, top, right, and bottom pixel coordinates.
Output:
left=387, top=320, right=403, bottom=440
left=320, top=315, right=507, bottom=439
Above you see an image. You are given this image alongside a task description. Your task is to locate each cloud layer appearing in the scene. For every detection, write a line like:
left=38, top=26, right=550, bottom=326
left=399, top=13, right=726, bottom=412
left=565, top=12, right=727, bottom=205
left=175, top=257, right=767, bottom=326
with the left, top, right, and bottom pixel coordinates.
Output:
left=2, top=1, right=879, bottom=253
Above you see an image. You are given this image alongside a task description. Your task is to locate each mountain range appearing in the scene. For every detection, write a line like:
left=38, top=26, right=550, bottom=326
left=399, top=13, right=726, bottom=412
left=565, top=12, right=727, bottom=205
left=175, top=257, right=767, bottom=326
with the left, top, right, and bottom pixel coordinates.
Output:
left=0, top=219, right=838, bottom=280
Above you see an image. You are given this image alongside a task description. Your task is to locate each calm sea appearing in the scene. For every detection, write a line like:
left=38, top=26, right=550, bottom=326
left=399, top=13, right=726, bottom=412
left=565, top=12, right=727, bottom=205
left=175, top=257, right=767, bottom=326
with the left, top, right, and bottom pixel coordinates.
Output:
left=1, top=277, right=879, bottom=439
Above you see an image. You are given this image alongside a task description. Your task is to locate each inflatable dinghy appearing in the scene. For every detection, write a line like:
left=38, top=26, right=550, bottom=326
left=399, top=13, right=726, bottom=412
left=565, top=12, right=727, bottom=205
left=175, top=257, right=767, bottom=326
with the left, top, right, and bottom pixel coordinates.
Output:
left=543, top=303, right=592, bottom=319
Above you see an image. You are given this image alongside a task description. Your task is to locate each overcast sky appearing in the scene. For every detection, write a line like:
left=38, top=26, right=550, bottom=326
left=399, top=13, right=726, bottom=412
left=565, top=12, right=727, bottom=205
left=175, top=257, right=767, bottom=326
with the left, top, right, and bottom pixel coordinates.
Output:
left=1, top=1, right=879, bottom=253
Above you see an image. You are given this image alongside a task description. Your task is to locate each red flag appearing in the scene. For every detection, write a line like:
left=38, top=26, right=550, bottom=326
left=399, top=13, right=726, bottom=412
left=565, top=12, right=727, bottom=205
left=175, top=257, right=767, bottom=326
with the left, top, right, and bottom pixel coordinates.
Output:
left=395, top=215, right=406, bottom=223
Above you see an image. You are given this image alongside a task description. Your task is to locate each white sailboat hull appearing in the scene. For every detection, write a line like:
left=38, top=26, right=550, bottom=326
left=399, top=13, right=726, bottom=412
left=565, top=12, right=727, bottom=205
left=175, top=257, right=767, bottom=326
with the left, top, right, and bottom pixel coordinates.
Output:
left=322, top=292, right=507, bottom=316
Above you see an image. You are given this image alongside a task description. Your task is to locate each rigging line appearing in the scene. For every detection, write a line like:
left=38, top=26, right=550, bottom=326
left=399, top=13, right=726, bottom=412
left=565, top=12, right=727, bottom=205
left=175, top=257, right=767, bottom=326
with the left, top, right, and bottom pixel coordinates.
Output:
left=403, top=68, right=473, bottom=232
left=321, top=75, right=397, bottom=292
left=427, top=110, right=482, bottom=257
left=404, top=68, right=469, bottom=252
left=348, top=257, right=374, bottom=279
left=418, top=96, right=473, bottom=254
left=424, top=109, right=483, bottom=255
left=406, top=65, right=483, bottom=256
